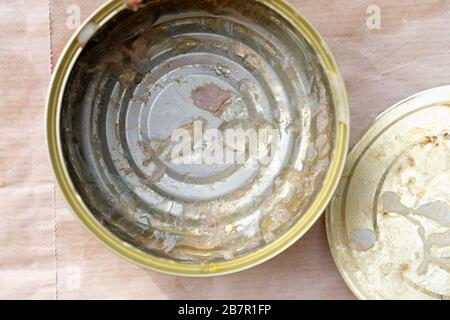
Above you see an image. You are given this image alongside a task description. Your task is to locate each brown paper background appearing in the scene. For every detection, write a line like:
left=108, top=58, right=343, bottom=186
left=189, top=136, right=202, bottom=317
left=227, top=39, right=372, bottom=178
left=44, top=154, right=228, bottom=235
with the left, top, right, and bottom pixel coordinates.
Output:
left=1, top=0, right=450, bottom=299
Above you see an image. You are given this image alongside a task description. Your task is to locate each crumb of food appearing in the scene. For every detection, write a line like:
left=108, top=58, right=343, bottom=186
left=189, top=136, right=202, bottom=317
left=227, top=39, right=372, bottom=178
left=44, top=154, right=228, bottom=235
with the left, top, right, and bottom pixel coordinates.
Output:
left=223, top=251, right=234, bottom=260
left=143, top=165, right=166, bottom=185
left=399, top=263, right=410, bottom=272
left=191, top=82, right=232, bottom=115
left=407, top=155, right=415, bottom=167
left=215, top=63, right=231, bottom=77
left=125, top=0, right=143, bottom=11
left=153, top=231, right=177, bottom=253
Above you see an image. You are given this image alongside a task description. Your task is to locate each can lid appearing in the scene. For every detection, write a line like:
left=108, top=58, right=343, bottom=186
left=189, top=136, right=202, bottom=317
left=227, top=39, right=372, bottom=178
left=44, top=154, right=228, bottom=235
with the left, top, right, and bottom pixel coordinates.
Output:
left=327, top=86, right=450, bottom=300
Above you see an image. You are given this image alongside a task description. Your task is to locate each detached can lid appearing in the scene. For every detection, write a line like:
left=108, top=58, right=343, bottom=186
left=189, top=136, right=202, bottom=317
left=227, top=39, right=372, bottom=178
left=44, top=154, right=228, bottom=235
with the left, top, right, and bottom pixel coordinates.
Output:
left=327, top=86, right=450, bottom=300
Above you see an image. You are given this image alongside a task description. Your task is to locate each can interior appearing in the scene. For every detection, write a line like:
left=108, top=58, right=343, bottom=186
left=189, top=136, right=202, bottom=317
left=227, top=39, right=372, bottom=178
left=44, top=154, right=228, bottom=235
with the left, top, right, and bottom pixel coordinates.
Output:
left=61, top=0, right=336, bottom=263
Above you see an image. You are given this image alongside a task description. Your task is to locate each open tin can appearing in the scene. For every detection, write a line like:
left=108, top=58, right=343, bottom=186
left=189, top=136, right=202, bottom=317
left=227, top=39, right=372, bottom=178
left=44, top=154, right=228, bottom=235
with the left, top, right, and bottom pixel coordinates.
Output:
left=47, top=0, right=349, bottom=276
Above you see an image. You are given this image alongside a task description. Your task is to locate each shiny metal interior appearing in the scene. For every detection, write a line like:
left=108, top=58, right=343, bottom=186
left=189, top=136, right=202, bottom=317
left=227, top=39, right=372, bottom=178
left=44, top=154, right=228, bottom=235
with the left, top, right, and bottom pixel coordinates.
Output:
left=61, top=0, right=336, bottom=263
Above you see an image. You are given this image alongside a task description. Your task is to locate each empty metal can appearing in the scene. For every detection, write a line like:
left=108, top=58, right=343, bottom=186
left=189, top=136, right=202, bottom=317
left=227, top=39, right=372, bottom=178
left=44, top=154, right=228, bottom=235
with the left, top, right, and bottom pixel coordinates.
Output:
left=47, top=0, right=349, bottom=276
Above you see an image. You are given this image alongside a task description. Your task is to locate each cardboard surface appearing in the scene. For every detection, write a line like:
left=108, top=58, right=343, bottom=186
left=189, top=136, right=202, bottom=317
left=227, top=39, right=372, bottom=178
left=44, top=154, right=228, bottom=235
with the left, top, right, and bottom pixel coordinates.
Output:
left=0, top=0, right=54, bottom=299
left=1, top=0, right=450, bottom=299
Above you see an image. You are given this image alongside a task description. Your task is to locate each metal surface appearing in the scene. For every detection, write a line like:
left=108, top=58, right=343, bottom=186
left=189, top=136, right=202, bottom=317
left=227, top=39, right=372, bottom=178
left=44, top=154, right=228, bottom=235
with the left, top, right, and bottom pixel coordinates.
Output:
left=327, top=86, right=450, bottom=299
left=47, top=0, right=349, bottom=276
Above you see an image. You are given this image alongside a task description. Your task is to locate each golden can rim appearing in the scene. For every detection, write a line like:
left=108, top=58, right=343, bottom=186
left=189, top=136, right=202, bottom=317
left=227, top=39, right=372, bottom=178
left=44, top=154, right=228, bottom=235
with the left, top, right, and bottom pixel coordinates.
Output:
left=326, top=85, right=450, bottom=299
left=46, top=0, right=349, bottom=277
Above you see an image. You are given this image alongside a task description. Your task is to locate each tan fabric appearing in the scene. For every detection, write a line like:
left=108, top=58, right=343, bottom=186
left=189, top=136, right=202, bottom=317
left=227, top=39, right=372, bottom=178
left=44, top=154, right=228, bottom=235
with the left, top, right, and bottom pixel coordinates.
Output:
left=1, top=0, right=449, bottom=299
left=0, top=0, right=54, bottom=299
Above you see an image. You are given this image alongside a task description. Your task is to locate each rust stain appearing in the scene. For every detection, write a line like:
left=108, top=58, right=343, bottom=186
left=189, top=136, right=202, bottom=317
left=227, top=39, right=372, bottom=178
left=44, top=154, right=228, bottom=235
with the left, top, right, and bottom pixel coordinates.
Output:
left=407, top=155, right=416, bottom=167
left=191, top=82, right=232, bottom=115
left=407, top=177, right=416, bottom=193
left=399, top=262, right=410, bottom=272
left=420, top=135, right=438, bottom=146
